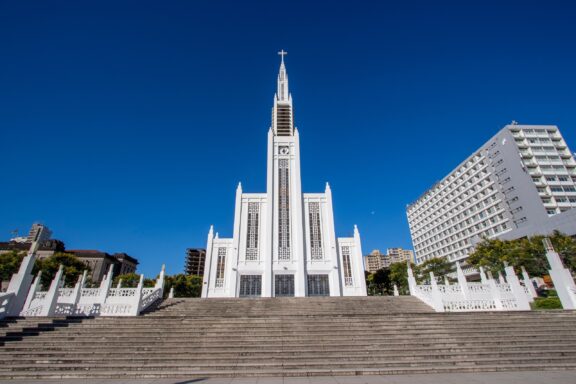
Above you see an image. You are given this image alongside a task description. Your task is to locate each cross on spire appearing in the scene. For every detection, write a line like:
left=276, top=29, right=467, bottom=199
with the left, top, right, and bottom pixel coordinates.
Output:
left=278, top=49, right=288, bottom=63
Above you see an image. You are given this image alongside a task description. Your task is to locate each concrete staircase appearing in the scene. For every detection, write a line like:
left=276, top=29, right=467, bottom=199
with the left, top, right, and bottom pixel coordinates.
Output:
left=1, top=297, right=576, bottom=379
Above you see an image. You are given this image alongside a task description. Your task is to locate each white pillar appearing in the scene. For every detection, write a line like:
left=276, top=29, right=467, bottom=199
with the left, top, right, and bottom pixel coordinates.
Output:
left=132, top=274, right=145, bottom=316
left=444, top=276, right=450, bottom=286
left=6, top=241, right=41, bottom=316
left=498, top=271, right=506, bottom=284
left=429, top=272, right=445, bottom=312
left=22, top=271, right=42, bottom=314
left=38, top=265, right=64, bottom=317
left=201, top=226, right=214, bottom=298
left=231, top=183, right=243, bottom=297
left=168, top=287, right=174, bottom=299
left=353, top=225, right=367, bottom=296
left=456, top=261, right=469, bottom=299
left=504, top=265, right=531, bottom=311
left=487, top=277, right=504, bottom=310
left=116, top=279, right=123, bottom=289
left=325, top=183, right=342, bottom=296
left=521, top=266, right=537, bottom=299
left=543, top=238, right=576, bottom=310
left=407, top=263, right=417, bottom=295
left=99, top=264, right=114, bottom=304
left=479, top=267, right=488, bottom=284
left=393, top=284, right=399, bottom=297
left=71, top=271, right=87, bottom=307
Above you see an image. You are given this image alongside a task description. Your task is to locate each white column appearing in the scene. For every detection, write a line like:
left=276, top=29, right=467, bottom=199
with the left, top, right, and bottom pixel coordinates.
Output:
left=444, top=276, right=450, bottom=286
left=99, top=264, right=114, bottom=304
left=353, top=225, right=367, bottom=296
left=71, top=271, right=87, bottom=308
left=155, top=264, right=166, bottom=297
left=479, top=267, right=488, bottom=284
left=116, top=278, right=123, bottom=289
left=498, top=271, right=506, bottom=284
left=6, top=241, right=41, bottom=316
left=504, top=265, right=531, bottom=311
left=132, top=274, right=145, bottom=316
left=429, top=272, right=445, bottom=312
left=22, top=271, right=42, bottom=314
left=393, top=285, right=399, bottom=296
left=38, top=265, right=64, bottom=317
left=324, top=183, right=342, bottom=296
left=201, top=226, right=214, bottom=298
left=456, top=261, right=469, bottom=300
left=265, top=128, right=274, bottom=298
left=487, top=277, right=504, bottom=310
left=543, top=238, right=576, bottom=310
left=230, top=183, right=243, bottom=297
left=292, top=129, right=306, bottom=297
left=407, top=263, right=417, bottom=295
left=168, top=287, right=174, bottom=299
left=521, top=266, right=537, bottom=299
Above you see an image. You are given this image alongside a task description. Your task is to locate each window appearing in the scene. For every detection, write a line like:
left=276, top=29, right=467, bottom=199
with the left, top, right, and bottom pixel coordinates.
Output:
left=307, top=275, right=330, bottom=296
left=245, top=202, right=259, bottom=261
left=309, top=202, right=323, bottom=260
left=215, top=247, right=227, bottom=288
left=342, top=246, right=353, bottom=286
left=274, top=274, right=294, bottom=297
left=278, top=159, right=291, bottom=261
left=239, top=275, right=262, bottom=297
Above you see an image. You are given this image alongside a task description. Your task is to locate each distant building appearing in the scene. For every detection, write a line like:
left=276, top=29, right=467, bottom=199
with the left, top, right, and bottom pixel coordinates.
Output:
left=27, top=223, right=52, bottom=243
left=364, top=248, right=415, bottom=273
left=407, top=124, right=576, bottom=266
left=185, top=248, right=206, bottom=276
left=387, top=248, right=414, bottom=264
left=363, top=250, right=388, bottom=273
left=0, top=239, right=65, bottom=258
left=68, top=250, right=138, bottom=285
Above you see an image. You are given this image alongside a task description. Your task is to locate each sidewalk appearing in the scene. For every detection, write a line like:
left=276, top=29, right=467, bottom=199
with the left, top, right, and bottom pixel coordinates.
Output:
left=1, top=370, right=575, bottom=384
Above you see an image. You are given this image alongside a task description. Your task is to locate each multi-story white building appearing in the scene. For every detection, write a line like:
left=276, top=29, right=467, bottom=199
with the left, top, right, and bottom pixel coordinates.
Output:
left=201, top=53, right=367, bottom=298
left=407, top=123, right=576, bottom=265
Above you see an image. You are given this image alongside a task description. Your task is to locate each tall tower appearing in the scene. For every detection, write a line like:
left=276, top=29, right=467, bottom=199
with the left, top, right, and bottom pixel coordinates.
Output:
left=201, top=52, right=367, bottom=298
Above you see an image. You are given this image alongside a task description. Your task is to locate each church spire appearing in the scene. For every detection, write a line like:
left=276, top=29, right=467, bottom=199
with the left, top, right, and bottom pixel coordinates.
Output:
left=276, top=50, right=289, bottom=102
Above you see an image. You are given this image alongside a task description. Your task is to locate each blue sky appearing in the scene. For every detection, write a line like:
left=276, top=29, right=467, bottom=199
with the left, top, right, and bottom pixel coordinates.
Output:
left=1, top=1, right=575, bottom=277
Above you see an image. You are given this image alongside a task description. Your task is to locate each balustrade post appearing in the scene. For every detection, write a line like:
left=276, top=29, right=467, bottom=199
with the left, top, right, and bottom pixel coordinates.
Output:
left=542, top=238, right=576, bottom=309
left=505, top=266, right=531, bottom=310
left=521, top=266, right=537, bottom=299
left=116, top=279, right=123, bottom=289
left=479, top=267, right=488, bottom=284
left=429, top=272, right=445, bottom=312
left=131, top=274, right=145, bottom=316
left=393, top=285, right=399, bottom=297
left=456, top=262, right=469, bottom=300
left=168, top=287, right=174, bottom=299
left=487, top=277, right=504, bottom=310
left=444, top=276, right=450, bottom=286
left=21, top=271, right=42, bottom=314
left=407, top=263, right=417, bottom=295
left=6, top=239, right=42, bottom=316
left=498, top=271, right=506, bottom=284
left=71, top=271, right=87, bottom=307
left=155, top=264, right=166, bottom=297
left=99, top=265, right=114, bottom=305
left=39, top=265, right=64, bottom=316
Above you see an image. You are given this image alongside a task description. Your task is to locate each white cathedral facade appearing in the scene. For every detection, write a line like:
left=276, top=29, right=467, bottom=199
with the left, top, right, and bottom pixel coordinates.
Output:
left=201, top=53, right=367, bottom=298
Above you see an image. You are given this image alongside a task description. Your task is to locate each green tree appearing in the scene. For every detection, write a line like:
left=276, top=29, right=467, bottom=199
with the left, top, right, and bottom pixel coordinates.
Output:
left=419, top=257, right=453, bottom=281
left=365, top=268, right=393, bottom=296
left=0, top=250, right=25, bottom=288
left=36, top=252, right=91, bottom=289
left=467, top=232, right=576, bottom=277
left=112, top=272, right=155, bottom=288
left=389, top=261, right=419, bottom=294
left=164, top=274, right=202, bottom=298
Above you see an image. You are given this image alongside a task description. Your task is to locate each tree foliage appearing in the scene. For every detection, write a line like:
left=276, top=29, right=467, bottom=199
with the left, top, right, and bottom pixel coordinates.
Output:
left=390, top=261, right=420, bottom=294
left=0, top=250, right=26, bottom=288
left=164, top=274, right=202, bottom=298
left=419, top=257, right=453, bottom=281
left=467, top=231, right=576, bottom=276
left=112, top=273, right=155, bottom=288
left=36, top=252, right=91, bottom=289
left=365, top=268, right=392, bottom=296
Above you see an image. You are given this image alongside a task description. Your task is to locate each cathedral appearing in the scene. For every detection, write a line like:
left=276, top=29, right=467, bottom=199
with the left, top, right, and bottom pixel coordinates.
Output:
left=201, top=52, right=367, bottom=298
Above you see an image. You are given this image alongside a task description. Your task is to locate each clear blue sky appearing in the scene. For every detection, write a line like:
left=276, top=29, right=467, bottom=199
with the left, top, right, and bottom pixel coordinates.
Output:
left=1, top=1, right=575, bottom=277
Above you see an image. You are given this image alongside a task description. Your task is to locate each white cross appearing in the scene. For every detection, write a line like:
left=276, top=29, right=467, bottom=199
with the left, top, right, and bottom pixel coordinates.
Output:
left=278, top=50, right=288, bottom=61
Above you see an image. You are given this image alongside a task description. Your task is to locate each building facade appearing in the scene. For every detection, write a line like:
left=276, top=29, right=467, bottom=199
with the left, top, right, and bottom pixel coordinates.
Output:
left=185, top=248, right=206, bottom=276
left=68, top=250, right=138, bottom=284
left=364, top=250, right=388, bottom=273
left=387, top=248, right=414, bottom=264
left=202, top=53, right=366, bottom=298
left=407, top=123, right=576, bottom=266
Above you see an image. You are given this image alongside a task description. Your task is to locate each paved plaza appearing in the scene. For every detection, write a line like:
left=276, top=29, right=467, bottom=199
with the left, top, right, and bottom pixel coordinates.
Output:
left=1, top=371, right=576, bottom=384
